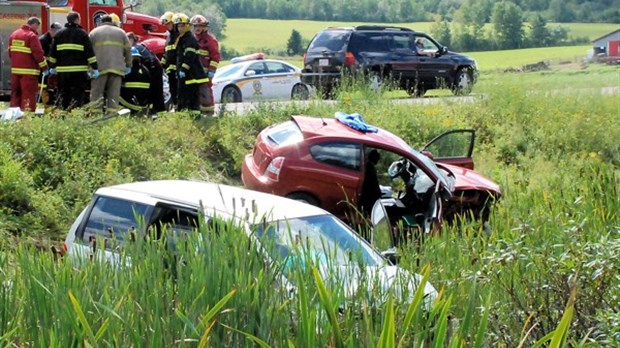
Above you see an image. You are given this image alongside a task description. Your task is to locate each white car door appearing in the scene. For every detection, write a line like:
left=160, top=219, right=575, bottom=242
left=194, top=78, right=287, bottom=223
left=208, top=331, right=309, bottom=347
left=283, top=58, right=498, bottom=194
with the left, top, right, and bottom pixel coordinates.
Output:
left=262, top=61, right=297, bottom=100
left=241, top=62, right=271, bottom=101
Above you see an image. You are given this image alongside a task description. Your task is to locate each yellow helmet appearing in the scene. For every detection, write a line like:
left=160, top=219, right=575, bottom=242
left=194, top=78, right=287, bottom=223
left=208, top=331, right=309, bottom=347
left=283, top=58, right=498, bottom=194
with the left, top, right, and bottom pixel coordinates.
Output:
left=160, top=11, right=175, bottom=25
left=174, top=13, right=190, bottom=25
left=109, top=13, right=121, bottom=26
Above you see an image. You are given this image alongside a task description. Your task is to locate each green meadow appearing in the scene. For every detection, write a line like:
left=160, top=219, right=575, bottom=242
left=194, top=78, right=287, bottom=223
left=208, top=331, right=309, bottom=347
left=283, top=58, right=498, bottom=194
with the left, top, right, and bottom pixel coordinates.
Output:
left=221, top=19, right=619, bottom=55
left=1, top=59, right=619, bottom=345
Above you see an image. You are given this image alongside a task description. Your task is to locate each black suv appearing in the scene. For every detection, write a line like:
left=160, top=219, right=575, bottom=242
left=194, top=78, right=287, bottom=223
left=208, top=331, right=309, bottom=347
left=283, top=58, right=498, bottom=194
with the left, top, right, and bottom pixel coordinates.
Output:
left=301, top=25, right=479, bottom=97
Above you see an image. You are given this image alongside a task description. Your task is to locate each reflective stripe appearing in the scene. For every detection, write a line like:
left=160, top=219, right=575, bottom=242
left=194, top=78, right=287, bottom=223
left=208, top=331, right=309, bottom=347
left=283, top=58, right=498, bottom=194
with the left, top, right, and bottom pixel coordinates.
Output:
left=11, top=67, right=39, bottom=75
left=99, top=69, right=124, bottom=75
left=197, top=49, right=209, bottom=55
left=38, top=61, right=48, bottom=68
left=94, top=41, right=130, bottom=48
left=210, top=62, right=219, bottom=68
left=181, top=63, right=190, bottom=70
left=123, top=82, right=150, bottom=89
left=119, top=97, right=147, bottom=111
left=164, top=44, right=176, bottom=51
left=184, top=47, right=197, bottom=54
left=48, top=57, right=57, bottom=63
left=186, top=77, right=209, bottom=85
left=87, top=56, right=97, bottom=64
left=10, top=46, right=32, bottom=54
left=38, top=83, right=47, bottom=88
left=166, top=65, right=177, bottom=72
left=12, top=39, right=25, bottom=46
left=57, top=65, right=88, bottom=72
left=57, top=43, right=84, bottom=51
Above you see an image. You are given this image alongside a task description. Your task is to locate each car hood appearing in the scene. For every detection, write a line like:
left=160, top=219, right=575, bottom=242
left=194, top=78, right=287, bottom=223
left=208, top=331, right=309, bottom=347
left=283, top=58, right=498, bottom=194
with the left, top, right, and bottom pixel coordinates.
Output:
left=440, top=163, right=501, bottom=197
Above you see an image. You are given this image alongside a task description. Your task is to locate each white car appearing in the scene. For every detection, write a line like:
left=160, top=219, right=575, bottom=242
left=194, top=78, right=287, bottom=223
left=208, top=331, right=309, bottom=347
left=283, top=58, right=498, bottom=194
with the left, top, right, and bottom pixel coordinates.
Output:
left=212, top=54, right=312, bottom=103
left=63, top=180, right=437, bottom=305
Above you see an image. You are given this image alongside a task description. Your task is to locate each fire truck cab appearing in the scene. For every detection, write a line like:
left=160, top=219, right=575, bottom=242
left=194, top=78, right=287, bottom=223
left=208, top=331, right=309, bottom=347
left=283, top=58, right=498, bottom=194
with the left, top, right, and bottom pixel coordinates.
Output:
left=0, top=0, right=166, bottom=98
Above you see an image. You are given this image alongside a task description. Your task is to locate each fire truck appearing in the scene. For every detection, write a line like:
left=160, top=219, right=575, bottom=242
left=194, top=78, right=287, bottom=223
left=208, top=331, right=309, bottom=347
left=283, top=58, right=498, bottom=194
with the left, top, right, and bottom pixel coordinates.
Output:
left=0, top=0, right=167, bottom=98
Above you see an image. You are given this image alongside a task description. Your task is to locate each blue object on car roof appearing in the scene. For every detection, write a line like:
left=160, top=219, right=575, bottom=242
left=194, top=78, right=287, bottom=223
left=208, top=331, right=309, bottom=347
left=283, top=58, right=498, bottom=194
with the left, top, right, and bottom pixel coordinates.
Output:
left=335, top=111, right=378, bottom=133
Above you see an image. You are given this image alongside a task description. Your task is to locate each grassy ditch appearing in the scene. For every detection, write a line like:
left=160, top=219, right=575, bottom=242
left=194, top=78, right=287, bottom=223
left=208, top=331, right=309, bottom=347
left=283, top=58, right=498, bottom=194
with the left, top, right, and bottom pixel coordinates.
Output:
left=0, top=64, right=618, bottom=345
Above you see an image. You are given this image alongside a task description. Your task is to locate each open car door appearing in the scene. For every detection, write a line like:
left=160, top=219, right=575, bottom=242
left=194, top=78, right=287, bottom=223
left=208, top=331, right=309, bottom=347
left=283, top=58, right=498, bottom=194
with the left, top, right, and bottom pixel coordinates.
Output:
left=422, top=129, right=475, bottom=170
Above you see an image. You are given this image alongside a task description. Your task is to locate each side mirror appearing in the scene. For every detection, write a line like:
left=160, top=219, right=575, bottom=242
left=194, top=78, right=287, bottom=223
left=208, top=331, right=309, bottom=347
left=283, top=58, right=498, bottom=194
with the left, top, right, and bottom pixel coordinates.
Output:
left=440, top=46, right=448, bottom=55
left=245, top=70, right=256, bottom=77
left=370, top=200, right=396, bottom=250
left=380, top=247, right=400, bottom=265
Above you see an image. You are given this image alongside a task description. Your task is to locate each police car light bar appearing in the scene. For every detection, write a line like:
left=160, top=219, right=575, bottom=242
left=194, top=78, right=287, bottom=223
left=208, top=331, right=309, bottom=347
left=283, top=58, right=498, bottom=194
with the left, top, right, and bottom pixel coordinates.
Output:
left=230, top=52, right=266, bottom=64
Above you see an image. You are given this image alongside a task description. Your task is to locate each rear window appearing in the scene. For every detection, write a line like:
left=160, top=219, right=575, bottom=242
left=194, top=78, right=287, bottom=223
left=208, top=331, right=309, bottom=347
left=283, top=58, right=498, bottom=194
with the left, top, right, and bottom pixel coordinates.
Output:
left=349, top=32, right=391, bottom=52
left=265, top=120, right=303, bottom=146
left=82, top=196, right=150, bottom=244
left=307, top=30, right=351, bottom=53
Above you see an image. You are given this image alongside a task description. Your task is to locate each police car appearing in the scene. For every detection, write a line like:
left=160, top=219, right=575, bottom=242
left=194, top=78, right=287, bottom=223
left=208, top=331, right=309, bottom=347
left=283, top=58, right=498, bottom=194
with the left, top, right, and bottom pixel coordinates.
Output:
left=212, top=53, right=312, bottom=103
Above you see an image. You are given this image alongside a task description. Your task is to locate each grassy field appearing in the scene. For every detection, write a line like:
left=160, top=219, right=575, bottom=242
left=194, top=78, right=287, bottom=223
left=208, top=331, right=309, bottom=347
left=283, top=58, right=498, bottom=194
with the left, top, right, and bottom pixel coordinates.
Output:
left=1, top=53, right=619, bottom=345
left=221, top=19, right=619, bottom=54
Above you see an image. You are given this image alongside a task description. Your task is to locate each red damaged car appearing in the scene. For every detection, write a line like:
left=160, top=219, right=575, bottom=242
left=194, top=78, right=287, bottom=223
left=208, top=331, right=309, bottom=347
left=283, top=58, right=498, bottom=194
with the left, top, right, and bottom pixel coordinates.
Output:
left=242, top=114, right=501, bottom=236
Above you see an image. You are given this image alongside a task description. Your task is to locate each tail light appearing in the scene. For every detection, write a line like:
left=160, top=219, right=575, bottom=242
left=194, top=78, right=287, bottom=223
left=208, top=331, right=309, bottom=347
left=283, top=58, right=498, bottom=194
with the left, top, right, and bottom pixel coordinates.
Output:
left=344, top=52, right=356, bottom=66
left=265, top=157, right=285, bottom=181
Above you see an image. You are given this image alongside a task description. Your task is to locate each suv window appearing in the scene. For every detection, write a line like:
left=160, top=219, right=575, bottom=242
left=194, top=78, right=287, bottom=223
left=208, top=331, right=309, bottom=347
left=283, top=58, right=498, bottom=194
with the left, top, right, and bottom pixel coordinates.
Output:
left=265, top=120, right=303, bottom=146
left=349, top=32, right=390, bottom=53
left=310, top=142, right=361, bottom=171
left=82, top=196, right=150, bottom=244
left=307, top=30, right=350, bottom=53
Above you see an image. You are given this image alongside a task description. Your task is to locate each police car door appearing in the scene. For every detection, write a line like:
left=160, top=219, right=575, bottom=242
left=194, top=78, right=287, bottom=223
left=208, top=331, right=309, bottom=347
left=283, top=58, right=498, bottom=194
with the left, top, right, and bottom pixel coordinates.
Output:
left=244, top=61, right=269, bottom=101
left=263, top=61, right=296, bottom=100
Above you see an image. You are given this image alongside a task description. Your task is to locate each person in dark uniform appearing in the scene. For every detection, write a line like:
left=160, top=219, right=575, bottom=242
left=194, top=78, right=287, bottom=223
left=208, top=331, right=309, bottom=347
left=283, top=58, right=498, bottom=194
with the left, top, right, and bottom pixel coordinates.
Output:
left=119, top=47, right=152, bottom=115
left=48, top=11, right=98, bottom=110
left=39, top=22, right=61, bottom=107
left=126, top=32, right=165, bottom=113
left=159, top=11, right=178, bottom=110
left=359, top=149, right=382, bottom=216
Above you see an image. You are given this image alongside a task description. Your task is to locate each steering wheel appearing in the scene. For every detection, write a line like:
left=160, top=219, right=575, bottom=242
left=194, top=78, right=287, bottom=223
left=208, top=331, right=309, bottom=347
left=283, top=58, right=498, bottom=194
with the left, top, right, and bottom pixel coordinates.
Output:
left=387, top=158, right=407, bottom=179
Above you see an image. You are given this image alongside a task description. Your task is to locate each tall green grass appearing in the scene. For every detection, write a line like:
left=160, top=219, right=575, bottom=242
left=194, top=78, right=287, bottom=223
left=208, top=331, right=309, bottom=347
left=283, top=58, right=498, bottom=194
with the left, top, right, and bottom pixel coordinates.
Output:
left=1, top=64, right=618, bottom=345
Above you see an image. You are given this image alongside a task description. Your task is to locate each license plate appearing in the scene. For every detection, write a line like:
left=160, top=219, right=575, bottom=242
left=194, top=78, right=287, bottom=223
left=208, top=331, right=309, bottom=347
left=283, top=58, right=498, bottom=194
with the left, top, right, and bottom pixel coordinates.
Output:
left=319, top=59, right=329, bottom=66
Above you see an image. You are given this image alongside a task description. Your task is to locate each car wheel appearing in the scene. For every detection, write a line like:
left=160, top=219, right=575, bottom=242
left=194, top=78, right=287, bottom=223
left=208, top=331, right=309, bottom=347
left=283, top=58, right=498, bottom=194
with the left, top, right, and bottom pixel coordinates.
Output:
left=452, top=69, right=473, bottom=95
left=222, top=86, right=242, bottom=103
left=286, top=192, right=319, bottom=207
left=369, top=72, right=383, bottom=92
left=291, top=84, right=309, bottom=100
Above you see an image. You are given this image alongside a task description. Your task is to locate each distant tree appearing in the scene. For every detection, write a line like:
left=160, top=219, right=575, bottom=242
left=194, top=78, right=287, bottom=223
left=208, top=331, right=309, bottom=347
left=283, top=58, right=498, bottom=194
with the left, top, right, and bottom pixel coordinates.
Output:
left=430, top=14, right=452, bottom=48
left=491, top=1, right=524, bottom=49
left=528, top=14, right=550, bottom=47
left=286, top=29, right=303, bottom=56
left=548, top=0, right=575, bottom=22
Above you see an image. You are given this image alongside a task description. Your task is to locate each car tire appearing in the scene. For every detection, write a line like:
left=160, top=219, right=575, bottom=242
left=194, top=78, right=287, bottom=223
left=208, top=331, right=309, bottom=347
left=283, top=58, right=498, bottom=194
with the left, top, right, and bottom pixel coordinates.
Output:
left=222, top=86, right=242, bottom=103
left=369, top=72, right=383, bottom=92
left=452, top=69, right=473, bottom=95
left=291, top=84, right=309, bottom=100
left=286, top=192, right=319, bottom=207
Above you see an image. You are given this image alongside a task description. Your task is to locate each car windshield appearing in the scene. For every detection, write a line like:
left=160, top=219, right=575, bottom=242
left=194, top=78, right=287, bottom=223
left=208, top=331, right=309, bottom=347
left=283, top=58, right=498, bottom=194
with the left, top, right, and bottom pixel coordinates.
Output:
left=214, top=64, right=244, bottom=79
left=307, top=30, right=350, bottom=53
left=252, top=214, right=383, bottom=267
left=405, top=145, right=455, bottom=192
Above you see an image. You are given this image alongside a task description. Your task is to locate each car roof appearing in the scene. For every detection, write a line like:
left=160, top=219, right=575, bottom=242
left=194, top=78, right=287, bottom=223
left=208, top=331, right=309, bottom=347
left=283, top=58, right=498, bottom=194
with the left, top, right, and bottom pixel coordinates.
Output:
left=291, top=115, right=412, bottom=153
left=95, top=180, right=327, bottom=221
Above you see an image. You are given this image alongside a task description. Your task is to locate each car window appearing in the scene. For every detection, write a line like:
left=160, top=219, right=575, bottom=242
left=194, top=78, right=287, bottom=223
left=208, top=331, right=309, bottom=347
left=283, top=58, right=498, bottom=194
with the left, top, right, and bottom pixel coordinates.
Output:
left=81, top=196, right=150, bottom=246
left=349, top=32, right=390, bottom=53
left=391, top=33, right=414, bottom=51
left=307, top=30, right=350, bottom=53
left=265, top=62, right=295, bottom=74
left=148, top=204, right=199, bottom=239
left=253, top=214, right=381, bottom=268
left=247, top=62, right=266, bottom=76
left=310, top=142, right=361, bottom=171
left=414, top=36, right=439, bottom=51
left=215, top=64, right=244, bottom=79
left=265, top=120, right=303, bottom=146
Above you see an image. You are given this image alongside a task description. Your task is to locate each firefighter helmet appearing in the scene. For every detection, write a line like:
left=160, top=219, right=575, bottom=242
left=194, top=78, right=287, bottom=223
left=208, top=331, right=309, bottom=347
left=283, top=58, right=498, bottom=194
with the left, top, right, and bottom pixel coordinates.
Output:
left=190, top=15, right=209, bottom=26
left=160, top=11, right=175, bottom=25
left=109, top=13, right=121, bottom=26
left=174, top=13, right=190, bottom=25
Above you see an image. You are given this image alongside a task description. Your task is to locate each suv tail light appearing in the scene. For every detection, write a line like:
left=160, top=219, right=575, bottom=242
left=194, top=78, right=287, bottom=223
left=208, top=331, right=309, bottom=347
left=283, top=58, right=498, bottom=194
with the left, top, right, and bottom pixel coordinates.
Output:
left=344, top=52, right=356, bottom=66
left=265, top=157, right=285, bottom=181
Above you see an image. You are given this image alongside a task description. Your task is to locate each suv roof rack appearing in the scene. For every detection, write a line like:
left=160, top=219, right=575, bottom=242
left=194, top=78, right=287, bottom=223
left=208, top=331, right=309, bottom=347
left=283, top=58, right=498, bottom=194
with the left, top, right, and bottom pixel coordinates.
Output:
left=354, top=25, right=413, bottom=32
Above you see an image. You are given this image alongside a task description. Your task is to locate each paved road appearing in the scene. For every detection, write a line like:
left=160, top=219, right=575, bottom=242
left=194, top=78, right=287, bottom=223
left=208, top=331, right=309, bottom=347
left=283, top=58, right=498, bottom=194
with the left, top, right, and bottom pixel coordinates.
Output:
left=214, top=85, right=619, bottom=115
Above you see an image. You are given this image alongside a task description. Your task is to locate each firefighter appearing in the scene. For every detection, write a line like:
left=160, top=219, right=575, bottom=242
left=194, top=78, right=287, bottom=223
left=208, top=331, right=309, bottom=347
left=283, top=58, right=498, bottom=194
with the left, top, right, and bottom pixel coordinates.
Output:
left=48, top=11, right=98, bottom=111
left=190, top=14, right=220, bottom=116
left=120, top=47, right=152, bottom=115
left=173, top=13, right=208, bottom=114
left=39, top=22, right=62, bottom=108
left=89, top=14, right=132, bottom=114
left=8, top=17, right=48, bottom=112
left=159, top=11, right=178, bottom=110
left=127, top=32, right=166, bottom=113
